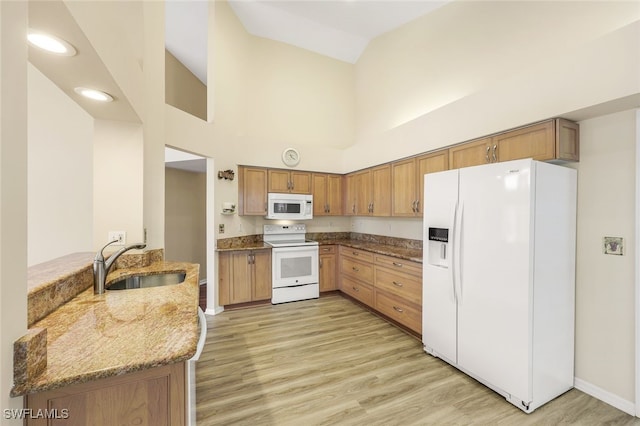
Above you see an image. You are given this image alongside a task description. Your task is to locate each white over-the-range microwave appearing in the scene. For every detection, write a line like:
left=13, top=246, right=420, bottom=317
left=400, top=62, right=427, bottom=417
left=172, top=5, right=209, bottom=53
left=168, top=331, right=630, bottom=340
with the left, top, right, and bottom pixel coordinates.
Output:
left=266, top=193, right=313, bottom=220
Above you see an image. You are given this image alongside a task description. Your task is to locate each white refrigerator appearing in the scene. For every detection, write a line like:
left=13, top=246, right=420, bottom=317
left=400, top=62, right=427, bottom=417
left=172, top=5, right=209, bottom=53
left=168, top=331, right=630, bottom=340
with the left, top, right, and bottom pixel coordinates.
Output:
left=422, top=158, right=577, bottom=413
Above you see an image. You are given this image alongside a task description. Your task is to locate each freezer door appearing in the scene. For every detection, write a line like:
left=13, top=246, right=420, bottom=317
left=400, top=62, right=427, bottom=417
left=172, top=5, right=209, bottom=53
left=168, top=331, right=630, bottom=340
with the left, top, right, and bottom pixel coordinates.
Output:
left=457, top=159, right=533, bottom=403
left=422, top=169, right=459, bottom=363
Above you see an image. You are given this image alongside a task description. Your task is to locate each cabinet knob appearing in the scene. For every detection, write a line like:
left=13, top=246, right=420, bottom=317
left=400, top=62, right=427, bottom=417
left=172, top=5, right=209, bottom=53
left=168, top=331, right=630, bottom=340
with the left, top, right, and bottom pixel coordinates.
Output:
left=393, top=306, right=404, bottom=313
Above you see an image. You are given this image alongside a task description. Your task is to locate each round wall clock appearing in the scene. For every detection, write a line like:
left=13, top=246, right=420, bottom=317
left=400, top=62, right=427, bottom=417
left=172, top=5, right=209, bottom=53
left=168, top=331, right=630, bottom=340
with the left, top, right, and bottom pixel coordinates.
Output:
left=282, top=148, right=300, bottom=167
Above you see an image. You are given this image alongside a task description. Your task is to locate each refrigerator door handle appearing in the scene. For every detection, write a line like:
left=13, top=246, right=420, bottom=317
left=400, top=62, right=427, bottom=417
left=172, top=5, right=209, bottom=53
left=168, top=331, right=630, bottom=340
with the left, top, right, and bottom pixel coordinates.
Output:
left=449, top=202, right=458, bottom=304
left=454, top=201, right=463, bottom=305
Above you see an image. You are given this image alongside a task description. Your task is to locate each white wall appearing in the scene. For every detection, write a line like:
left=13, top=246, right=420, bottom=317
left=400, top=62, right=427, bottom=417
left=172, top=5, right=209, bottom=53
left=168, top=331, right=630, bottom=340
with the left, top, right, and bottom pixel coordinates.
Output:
left=0, top=1, right=28, bottom=421
left=27, top=64, right=93, bottom=266
left=93, top=120, right=144, bottom=251
left=568, top=110, right=637, bottom=405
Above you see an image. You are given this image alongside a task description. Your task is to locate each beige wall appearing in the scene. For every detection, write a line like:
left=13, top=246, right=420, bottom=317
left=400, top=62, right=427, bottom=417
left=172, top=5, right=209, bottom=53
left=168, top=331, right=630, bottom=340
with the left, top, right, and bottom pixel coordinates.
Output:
left=27, top=64, right=93, bottom=266
left=350, top=1, right=640, bottom=171
left=93, top=119, right=145, bottom=251
left=165, top=49, right=207, bottom=121
left=568, top=110, right=637, bottom=403
left=165, top=167, right=207, bottom=278
left=1, top=1, right=28, bottom=421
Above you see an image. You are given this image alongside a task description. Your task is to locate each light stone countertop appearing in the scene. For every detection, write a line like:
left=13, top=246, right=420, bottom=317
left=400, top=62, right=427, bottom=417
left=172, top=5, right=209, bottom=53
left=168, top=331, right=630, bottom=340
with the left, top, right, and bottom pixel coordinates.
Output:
left=11, top=260, right=200, bottom=397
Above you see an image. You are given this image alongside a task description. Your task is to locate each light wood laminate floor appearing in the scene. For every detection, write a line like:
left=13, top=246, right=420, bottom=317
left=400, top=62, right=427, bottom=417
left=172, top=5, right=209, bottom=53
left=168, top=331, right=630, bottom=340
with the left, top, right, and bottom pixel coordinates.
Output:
left=196, top=294, right=638, bottom=425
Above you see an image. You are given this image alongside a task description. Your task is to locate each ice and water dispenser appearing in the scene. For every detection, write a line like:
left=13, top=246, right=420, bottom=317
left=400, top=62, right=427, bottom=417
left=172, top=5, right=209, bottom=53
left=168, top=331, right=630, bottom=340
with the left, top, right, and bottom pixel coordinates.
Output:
left=427, top=227, right=449, bottom=268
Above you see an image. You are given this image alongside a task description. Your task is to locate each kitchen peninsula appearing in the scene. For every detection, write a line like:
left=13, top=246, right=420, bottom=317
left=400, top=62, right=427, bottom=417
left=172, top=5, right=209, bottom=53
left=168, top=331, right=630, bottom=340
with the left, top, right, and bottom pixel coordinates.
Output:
left=11, top=252, right=200, bottom=425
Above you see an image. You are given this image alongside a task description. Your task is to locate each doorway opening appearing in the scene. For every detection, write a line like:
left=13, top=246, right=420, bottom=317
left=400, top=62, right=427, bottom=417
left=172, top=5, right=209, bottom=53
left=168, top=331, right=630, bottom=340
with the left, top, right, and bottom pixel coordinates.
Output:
left=165, top=146, right=212, bottom=311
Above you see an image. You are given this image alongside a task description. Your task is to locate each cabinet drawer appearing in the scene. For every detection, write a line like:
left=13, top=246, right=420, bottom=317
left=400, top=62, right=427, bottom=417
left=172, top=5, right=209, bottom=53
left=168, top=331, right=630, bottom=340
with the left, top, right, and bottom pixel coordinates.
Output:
left=340, top=246, right=374, bottom=263
left=375, top=267, right=422, bottom=303
left=374, top=254, right=421, bottom=277
left=319, top=245, right=337, bottom=254
left=341, top=276, right=374, bottom=306
left=375, top=290, right=421, bottom=334
left=341, top=257, right=374, bottom=283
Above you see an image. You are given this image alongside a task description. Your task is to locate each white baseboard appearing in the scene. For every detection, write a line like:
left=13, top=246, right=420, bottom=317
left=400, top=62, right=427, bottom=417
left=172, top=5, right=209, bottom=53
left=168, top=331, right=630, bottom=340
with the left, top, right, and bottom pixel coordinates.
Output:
left=204, top=306, right=223, bottom=316
left=574, top=377, right=636, bottom=416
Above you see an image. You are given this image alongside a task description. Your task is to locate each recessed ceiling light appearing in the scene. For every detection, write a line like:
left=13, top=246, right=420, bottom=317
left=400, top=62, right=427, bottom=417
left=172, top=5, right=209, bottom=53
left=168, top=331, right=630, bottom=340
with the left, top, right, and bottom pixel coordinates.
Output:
left=27, top=30, right=77, bottom=56
left=74, top=87, right=114, bottom=102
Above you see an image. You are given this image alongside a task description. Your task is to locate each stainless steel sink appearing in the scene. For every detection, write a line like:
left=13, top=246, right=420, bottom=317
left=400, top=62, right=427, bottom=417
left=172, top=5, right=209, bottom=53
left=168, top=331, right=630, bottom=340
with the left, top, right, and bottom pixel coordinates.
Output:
left=107, top=272, right=186, bottom=290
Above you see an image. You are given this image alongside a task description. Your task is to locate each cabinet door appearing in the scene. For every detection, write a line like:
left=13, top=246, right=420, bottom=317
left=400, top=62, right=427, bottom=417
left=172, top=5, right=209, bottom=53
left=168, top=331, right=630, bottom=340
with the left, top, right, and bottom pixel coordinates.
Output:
left=371, top=164, right=391, bottom=216
left=268, top=169, right=291, bottom=193
left=494, top=120, right=555, bottom=162
left=218, top=252, right=231, bottom=305
left=319, top=246, right=337, bottom=292
left=312, top=173, right=329, bottom=216
left=290, top=171, right=312, bottom=194
left=354, top=170, right=371, bottom=216
left=556, top=118, right=579, bottom=161
left=449, top=137, right=492, bottom=169
left=344, top=173, right=356, bottom=216
left=391, top=158, right=418, bottom=217
left=230, top=252, right=252, bottom=303
left=417, top=149, right=449, bottom=215
left=239, top=167, right=267, bottom=215
left=26, top=363, right=185, bottom=426
left=252, top=250, right=272, bottom=301
left=326, top=174, right=343, bottom=215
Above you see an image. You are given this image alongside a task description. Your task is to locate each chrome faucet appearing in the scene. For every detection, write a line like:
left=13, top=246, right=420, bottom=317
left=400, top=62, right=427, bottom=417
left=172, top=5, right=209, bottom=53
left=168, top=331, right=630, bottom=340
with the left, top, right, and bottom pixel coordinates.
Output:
left=93, top=240, right=147, bottom=294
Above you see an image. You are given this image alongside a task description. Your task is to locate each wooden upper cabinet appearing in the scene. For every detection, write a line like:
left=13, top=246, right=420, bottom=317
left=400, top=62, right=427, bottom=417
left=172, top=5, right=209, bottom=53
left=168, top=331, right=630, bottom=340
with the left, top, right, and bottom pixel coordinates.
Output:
left=268, top=169, right=311, bottom=194
left=370, top=165, right=391, bottom=216
left=353, top=170, right=371, bottom=216
left=555, top=118, right=579, bottom=161
left=344, top=173, right=356, bottom=216
left=495, top=119, right=579, bottom=162
left=449, top=119, right=579, bottom=169
left=238, top=166, right=267, bottom=216
left=392, top=150, right=448, bottom=217
left=494, top=120, right=556, bottom=162
left=391, top=158, right=417, bottom=217
left=416, top=150, right=449, bottom=215
left=312, top=173, right=343, bottom=216
left=449, top=137, right=493, bottom=169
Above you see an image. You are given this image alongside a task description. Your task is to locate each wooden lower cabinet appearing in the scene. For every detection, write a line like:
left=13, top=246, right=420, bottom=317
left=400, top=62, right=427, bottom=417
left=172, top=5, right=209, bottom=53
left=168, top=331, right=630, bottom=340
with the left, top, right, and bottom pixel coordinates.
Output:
left=319, top=245, right=338, bottom=292
left=338, top=247, right=423, bottom=334
left=218, top=249, right=271, bottom=305
left=373, top=254, right=422, bottom=334
left=25, top=363, right=185, bottom=426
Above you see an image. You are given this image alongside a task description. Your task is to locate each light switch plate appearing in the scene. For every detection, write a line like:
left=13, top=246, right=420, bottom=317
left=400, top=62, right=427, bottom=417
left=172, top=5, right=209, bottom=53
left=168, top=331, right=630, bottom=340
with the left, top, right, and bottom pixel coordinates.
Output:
left=603, top=236, right=623, bottom=255
left=108, top=231, right=126, bottom=246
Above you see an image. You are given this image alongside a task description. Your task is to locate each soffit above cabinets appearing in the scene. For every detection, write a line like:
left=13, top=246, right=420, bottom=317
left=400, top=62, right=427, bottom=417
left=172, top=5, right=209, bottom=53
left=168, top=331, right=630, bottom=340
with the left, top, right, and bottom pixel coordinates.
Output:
left=227, top=0, right=452, bottom=64
left=28, top=1, right=140, bottom=123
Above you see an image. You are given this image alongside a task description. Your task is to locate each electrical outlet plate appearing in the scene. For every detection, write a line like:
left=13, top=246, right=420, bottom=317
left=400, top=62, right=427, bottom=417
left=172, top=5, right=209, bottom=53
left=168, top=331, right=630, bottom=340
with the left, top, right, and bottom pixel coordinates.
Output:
left=603, top=236, right=623, bottom=255
left=108, top=231, right=126, bottom=246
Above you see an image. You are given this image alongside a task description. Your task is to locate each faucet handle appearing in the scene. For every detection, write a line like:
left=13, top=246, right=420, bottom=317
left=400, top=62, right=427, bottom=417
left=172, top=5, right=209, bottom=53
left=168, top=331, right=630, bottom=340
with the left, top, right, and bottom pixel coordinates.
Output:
left=95, top=239, right=120, bottom=261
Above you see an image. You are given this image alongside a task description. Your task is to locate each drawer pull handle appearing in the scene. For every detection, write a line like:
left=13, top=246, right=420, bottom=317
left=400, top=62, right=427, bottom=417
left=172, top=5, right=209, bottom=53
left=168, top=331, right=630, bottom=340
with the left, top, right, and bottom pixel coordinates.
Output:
left=393, top=306, right=404, bottom=313
left=352, top=267, right=360, bottom=272
left=323, top=248, right=331, bottom=252
left=392, top=262, right=403, bottom=267
left=392, top=281, right=403, bottom=287
left=353, top=286, right=359, bottom=292
left=352, top=251, right=359, bottom=256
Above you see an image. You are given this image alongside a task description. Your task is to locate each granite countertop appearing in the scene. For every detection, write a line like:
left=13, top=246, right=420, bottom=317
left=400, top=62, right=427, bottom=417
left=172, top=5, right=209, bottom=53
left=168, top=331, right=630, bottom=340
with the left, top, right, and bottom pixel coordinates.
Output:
left=315, top=238, right=423, bottom=263
left=11, top=260, right=200, bottom=397
left=216, top=233, right=423, bottom=263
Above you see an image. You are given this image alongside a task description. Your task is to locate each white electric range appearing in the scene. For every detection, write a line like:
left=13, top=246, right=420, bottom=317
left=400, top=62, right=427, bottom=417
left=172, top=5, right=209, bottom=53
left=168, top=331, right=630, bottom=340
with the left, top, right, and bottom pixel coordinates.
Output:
left=263, top=224, right=319, bottom=304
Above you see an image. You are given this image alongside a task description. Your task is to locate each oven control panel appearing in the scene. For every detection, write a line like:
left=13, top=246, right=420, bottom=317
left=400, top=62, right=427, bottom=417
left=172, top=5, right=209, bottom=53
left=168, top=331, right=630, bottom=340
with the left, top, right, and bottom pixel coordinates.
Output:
left=264, top=224, right=307, bottom=235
